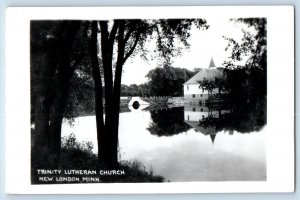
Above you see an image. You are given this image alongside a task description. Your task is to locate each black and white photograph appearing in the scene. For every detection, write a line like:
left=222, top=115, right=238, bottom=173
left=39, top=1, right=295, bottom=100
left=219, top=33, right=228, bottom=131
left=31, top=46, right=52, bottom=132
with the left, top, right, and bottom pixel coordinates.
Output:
left=5, top=6, right=294, bottom=193
left=30, top=17, right=267, bottom=184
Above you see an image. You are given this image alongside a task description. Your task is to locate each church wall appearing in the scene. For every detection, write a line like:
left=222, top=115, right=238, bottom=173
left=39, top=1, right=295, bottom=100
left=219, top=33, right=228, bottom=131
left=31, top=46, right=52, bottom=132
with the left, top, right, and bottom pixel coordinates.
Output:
left=183, top=84, right=219, bottom=100
left=184, top=110, right=220, bottom=122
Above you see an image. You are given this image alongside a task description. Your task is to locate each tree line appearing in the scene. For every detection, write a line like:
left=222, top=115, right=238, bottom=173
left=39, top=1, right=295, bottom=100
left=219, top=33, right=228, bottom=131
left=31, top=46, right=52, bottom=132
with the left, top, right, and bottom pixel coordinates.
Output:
left=121, top=67, right=200, bottom=97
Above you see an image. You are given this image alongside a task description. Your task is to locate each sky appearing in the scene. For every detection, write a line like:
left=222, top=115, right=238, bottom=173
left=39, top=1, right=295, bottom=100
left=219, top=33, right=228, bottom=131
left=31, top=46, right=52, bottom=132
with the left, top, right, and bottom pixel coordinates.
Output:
left=121, top=17, right=250, bottom=85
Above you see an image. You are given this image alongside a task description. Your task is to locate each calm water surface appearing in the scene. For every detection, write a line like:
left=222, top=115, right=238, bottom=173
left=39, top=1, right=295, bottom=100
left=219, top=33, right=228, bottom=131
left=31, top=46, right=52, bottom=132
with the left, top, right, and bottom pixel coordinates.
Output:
left=62, top=104, right=266, bottom=181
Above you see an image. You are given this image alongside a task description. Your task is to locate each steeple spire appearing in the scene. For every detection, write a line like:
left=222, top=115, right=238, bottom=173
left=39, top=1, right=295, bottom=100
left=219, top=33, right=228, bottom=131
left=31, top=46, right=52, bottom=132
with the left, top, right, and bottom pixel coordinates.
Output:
left=210, top=134, right=216, bottom=144
left=209, top=57, right=216, bottom=68
left=210, top=134, right=216, bottom=152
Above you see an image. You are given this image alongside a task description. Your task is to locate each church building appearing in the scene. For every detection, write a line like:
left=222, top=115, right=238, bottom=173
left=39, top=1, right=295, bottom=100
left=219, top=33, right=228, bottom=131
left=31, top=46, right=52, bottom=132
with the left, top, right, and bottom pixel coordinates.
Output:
left=183, top=58, right=224, bottom=103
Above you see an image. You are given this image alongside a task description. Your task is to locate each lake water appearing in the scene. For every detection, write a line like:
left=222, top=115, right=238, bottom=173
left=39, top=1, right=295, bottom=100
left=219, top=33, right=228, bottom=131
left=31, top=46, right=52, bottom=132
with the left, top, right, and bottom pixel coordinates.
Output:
left=62, top=104, right=266, bottom=182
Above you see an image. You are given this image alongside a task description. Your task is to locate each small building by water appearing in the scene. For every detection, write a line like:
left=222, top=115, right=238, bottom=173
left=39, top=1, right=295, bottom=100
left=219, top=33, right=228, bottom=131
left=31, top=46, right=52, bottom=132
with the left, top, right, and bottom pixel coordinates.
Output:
left=183, top=58, right=224, bottom=104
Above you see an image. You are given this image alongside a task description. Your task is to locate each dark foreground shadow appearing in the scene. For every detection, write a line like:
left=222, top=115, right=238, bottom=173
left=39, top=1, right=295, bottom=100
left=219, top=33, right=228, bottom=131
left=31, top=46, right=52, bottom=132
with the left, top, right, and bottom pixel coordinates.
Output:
left=31, top=134, right=164, bottom=184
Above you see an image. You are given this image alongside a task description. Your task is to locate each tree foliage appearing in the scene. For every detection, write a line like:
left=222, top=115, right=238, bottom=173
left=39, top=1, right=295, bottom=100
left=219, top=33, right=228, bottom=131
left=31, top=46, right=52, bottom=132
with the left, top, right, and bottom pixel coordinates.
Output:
left=197, top=76, right=225, bottom=97
left=197, top=79, right=216, bottom=96
left=121, top=84, right=151, bottom=97
left=223, top=18, right=267, bottom=101
left=146, top=66, right=195, bottom=96
left=223, top=18, right=266, bottom=69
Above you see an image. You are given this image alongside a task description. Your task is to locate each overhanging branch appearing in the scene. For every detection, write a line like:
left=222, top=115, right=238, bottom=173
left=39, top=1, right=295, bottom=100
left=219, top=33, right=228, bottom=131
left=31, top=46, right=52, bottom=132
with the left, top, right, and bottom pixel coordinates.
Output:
left=124, top=27, right=135, bottom=44
left=108, top=21, right=119, bottom=47
left=123, top=31, right=141, bottom=64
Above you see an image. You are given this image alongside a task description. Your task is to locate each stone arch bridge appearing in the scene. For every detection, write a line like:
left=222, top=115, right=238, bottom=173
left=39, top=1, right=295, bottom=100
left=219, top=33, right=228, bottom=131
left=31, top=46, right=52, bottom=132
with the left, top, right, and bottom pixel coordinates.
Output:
left=128, top=97, right=150, bottom=107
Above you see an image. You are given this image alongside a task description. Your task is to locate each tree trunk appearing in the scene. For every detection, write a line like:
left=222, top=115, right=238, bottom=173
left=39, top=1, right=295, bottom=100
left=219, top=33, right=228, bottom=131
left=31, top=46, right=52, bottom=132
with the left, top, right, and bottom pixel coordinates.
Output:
left=48, top=73, right=73, bottom=168
left=32, top=97, right=51, bottom=168
left=109, top=21, right=126, bottom=166
left=99, top=21, right=114, bottom=137
left=47, top=21, right=81, bottom=168
left=95, top=20, right=140, bottom=167
left=31, top=44, right=57, bottom=168
left=96, top=21, right=122, bottom=167
left=89, top=21, right=106, bottom=166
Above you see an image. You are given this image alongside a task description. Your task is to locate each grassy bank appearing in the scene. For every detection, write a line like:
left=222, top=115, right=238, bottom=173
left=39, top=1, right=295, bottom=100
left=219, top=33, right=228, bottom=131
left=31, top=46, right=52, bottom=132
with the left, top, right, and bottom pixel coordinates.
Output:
left=31, top=134, right=164, bottom=184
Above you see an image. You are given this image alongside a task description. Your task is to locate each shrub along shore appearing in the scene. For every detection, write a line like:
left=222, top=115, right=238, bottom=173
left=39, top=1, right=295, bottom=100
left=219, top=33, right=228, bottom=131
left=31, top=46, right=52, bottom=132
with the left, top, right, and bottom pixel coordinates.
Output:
left=31, top=134, right=164, bottom=184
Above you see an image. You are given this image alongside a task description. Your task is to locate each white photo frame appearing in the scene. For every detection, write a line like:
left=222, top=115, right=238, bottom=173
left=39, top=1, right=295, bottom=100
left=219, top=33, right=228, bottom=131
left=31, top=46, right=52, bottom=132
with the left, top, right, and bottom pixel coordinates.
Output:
left=5, top=6, right=294, bottom=194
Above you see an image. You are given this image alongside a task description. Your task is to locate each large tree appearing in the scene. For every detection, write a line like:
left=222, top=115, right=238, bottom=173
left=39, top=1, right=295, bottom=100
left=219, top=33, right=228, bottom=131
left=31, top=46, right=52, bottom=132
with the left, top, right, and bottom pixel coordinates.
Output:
left=31, top=21, right=85, bottom=168
left=89, top=19, right=208, bottom=167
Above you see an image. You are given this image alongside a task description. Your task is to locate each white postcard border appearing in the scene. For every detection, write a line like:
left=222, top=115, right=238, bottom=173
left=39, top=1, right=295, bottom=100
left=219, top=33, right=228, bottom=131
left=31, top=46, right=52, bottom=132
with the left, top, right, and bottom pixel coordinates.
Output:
left=5, top=6, right=294, bottom=194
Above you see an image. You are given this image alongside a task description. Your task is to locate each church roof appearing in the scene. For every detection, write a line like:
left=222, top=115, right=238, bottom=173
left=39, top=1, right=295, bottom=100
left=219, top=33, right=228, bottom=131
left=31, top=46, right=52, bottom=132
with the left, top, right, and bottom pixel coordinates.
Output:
left=184, top=121, right=218, bottom=144
left=184, top=121, right=219, bottom=135
left=183, top=58, right=224, bottom=85
left=183, top=68, right=224, bottom=85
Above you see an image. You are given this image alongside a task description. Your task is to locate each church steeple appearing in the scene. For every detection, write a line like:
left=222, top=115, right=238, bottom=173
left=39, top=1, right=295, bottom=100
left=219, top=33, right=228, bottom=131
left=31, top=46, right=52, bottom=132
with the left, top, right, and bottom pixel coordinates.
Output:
left=210, top=134, right=216, bottom=144
left=210, top=134, right=217, bottom=152
left=209, top=57, right=216, bottom=68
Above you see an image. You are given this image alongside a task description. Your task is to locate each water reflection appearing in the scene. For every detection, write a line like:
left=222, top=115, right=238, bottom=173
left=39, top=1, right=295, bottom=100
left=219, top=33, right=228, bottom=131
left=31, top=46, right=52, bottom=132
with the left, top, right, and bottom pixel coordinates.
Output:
left=184, top=105, right=229, bottom=144
left=147, top=107, right=191, bottom=137
left=128, top=104, right=149, bottom=112
left=147, top=100, right=266, bottom=138
left=62, top=100, right=266, bottom=182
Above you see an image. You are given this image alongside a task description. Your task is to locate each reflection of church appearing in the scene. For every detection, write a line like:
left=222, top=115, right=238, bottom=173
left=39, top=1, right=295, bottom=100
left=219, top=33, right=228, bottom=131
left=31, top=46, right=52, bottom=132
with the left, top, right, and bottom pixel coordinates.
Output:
left=184, top=105, right=228, bottom=144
